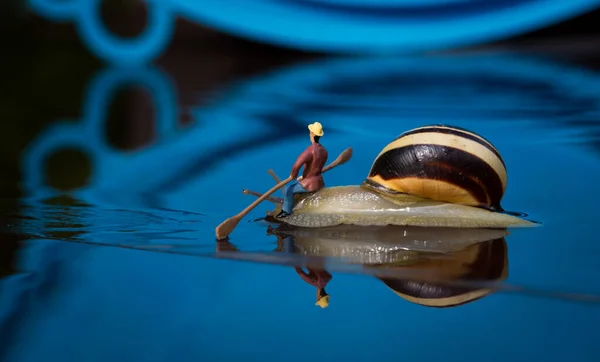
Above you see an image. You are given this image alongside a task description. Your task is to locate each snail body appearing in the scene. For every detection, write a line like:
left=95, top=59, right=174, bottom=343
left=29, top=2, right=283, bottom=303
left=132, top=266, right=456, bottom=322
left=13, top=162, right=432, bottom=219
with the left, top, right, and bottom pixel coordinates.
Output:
left=270, top=185, right=534, bottom=228
left=267, top=124, right=537, bottom=229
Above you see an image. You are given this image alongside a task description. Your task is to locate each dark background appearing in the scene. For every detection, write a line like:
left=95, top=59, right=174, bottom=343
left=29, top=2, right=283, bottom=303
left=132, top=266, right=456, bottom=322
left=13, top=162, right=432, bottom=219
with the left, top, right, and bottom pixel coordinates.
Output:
left=1, top=1, right=600, bottom=194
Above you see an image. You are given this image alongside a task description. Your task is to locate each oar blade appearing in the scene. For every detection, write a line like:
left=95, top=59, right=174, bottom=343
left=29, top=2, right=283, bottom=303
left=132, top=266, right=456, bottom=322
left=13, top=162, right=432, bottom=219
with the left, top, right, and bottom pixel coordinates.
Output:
left=323, top=147, right=353, bottom=172
left=215, top=216, right=240, bottom=240
left=338, top=147, right=353, bottom=164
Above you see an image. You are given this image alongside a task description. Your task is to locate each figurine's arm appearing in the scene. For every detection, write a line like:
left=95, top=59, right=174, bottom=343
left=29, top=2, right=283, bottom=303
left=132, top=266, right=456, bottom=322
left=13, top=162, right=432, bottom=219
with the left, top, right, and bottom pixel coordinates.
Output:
left=294, top=267, right=318, bottom=286
left=314, top=270, right=332, bottom=288
left=290, top=147, right=311, bottom=179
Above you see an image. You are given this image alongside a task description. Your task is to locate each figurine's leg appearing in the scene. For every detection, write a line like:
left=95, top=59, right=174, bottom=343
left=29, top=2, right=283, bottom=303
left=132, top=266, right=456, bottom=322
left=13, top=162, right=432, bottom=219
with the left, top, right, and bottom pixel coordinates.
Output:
left=281, top=181, right=298, bottom=214
left=242, top=188, right=282, bottom=204
left=280, top=181, right=310, bottom=215
left=282, top=235, right=295, bottom=253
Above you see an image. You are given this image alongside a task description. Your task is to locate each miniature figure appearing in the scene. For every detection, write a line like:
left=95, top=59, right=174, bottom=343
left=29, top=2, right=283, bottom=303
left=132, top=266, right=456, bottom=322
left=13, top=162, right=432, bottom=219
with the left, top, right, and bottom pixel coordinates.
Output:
left=276, top=122, right=328, bottom=218
left=294, top=266, right=332, bottom=308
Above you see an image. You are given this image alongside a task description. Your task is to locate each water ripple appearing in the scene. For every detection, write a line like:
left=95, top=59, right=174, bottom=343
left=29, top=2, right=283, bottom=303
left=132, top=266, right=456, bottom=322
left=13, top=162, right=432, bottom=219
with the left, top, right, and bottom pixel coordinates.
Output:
left=1, top=197, right=206, bottom=247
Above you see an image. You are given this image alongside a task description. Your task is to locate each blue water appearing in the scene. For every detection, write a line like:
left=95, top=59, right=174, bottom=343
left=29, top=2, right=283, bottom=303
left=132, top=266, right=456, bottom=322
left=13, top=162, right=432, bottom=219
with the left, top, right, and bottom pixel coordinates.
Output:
left=2, top=52, right=600, bottom=361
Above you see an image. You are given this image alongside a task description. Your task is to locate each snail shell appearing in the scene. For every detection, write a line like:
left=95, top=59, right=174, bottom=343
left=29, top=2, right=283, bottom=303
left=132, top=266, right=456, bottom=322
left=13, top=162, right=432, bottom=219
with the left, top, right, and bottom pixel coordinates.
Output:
left=363, top=125, right=507, bottom=210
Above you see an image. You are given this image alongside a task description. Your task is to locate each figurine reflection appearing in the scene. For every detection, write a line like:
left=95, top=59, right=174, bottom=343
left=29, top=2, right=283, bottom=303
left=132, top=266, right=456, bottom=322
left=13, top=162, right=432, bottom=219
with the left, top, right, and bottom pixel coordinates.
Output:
left=218, top=223, right=509, bottom=309
left=217, top=234, right=333, bottom=308
left=294, top=266, right=332, bottom=308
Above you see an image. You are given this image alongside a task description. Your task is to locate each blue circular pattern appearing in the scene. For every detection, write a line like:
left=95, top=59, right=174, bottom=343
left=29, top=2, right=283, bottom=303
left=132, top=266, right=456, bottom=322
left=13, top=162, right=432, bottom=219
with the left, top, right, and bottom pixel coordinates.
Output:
left=28, top=0, right=600, bottom=64
left=180, top=0, right=600, bottom=53
left=28, top=0, right=175, bottom=65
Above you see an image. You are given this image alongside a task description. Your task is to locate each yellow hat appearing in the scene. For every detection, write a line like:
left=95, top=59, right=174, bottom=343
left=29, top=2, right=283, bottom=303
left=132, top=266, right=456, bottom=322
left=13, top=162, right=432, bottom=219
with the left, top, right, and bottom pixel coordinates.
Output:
left=315, top=295, right=330, bottom=308
left=308, top=122, right=324, bottom=137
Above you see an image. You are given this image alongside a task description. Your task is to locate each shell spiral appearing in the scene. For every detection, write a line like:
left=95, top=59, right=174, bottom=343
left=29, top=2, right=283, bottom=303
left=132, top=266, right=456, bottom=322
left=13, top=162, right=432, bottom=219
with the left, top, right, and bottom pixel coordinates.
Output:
left=363, top=125, right=508, bottom=210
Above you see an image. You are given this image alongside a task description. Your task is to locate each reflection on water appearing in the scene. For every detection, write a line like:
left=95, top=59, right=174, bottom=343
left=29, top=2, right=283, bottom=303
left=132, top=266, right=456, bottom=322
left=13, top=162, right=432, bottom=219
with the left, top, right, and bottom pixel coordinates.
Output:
left=236, top=223, right=511, bottom=309
left=3, top=51, right=600, bottom=361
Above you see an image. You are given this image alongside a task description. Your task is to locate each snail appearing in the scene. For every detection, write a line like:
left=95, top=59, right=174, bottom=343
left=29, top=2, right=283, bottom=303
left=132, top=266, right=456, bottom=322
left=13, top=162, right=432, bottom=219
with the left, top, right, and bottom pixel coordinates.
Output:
left=245, top=124, right=539, bottom=229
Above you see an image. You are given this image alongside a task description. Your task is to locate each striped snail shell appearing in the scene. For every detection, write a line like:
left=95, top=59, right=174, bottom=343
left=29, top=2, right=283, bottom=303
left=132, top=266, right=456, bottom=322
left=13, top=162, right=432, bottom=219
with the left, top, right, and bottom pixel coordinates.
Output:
left=363, top=125, right=507, bottom=211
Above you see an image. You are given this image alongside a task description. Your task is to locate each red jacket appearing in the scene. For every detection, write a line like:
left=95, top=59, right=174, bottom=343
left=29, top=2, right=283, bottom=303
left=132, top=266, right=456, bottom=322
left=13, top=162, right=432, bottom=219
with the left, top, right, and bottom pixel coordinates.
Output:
left=290, top=143, right=328, bottom=192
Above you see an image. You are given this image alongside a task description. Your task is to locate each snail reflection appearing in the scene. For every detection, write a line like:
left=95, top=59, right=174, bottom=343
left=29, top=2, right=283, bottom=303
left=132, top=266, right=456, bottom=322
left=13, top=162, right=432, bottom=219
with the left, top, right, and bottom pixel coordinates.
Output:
left=218, top=223, right=509, bottom=309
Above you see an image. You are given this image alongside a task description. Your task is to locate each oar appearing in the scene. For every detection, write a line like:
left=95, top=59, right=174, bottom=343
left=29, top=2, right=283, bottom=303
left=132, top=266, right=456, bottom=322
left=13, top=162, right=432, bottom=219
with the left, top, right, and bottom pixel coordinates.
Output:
left=215, top=147, right=353, bottom=240
left=267, top=169, right=284, bottom=197
left=242, top=188, right=282, bottom=204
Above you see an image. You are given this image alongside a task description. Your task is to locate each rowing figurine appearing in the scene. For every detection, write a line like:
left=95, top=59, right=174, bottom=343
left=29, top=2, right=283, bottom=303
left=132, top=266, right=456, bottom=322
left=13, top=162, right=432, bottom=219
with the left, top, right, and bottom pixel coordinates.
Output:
left=215, top=124, right=539, bottom=241
left=277, top=122, right=328, bottom=218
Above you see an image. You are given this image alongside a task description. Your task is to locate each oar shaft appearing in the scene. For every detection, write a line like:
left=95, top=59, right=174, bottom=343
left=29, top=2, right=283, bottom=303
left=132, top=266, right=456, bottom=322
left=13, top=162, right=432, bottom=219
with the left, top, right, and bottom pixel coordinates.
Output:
left=243, top=189, right=282, bottom=204
left=235, top=176, right=293, bottom=220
